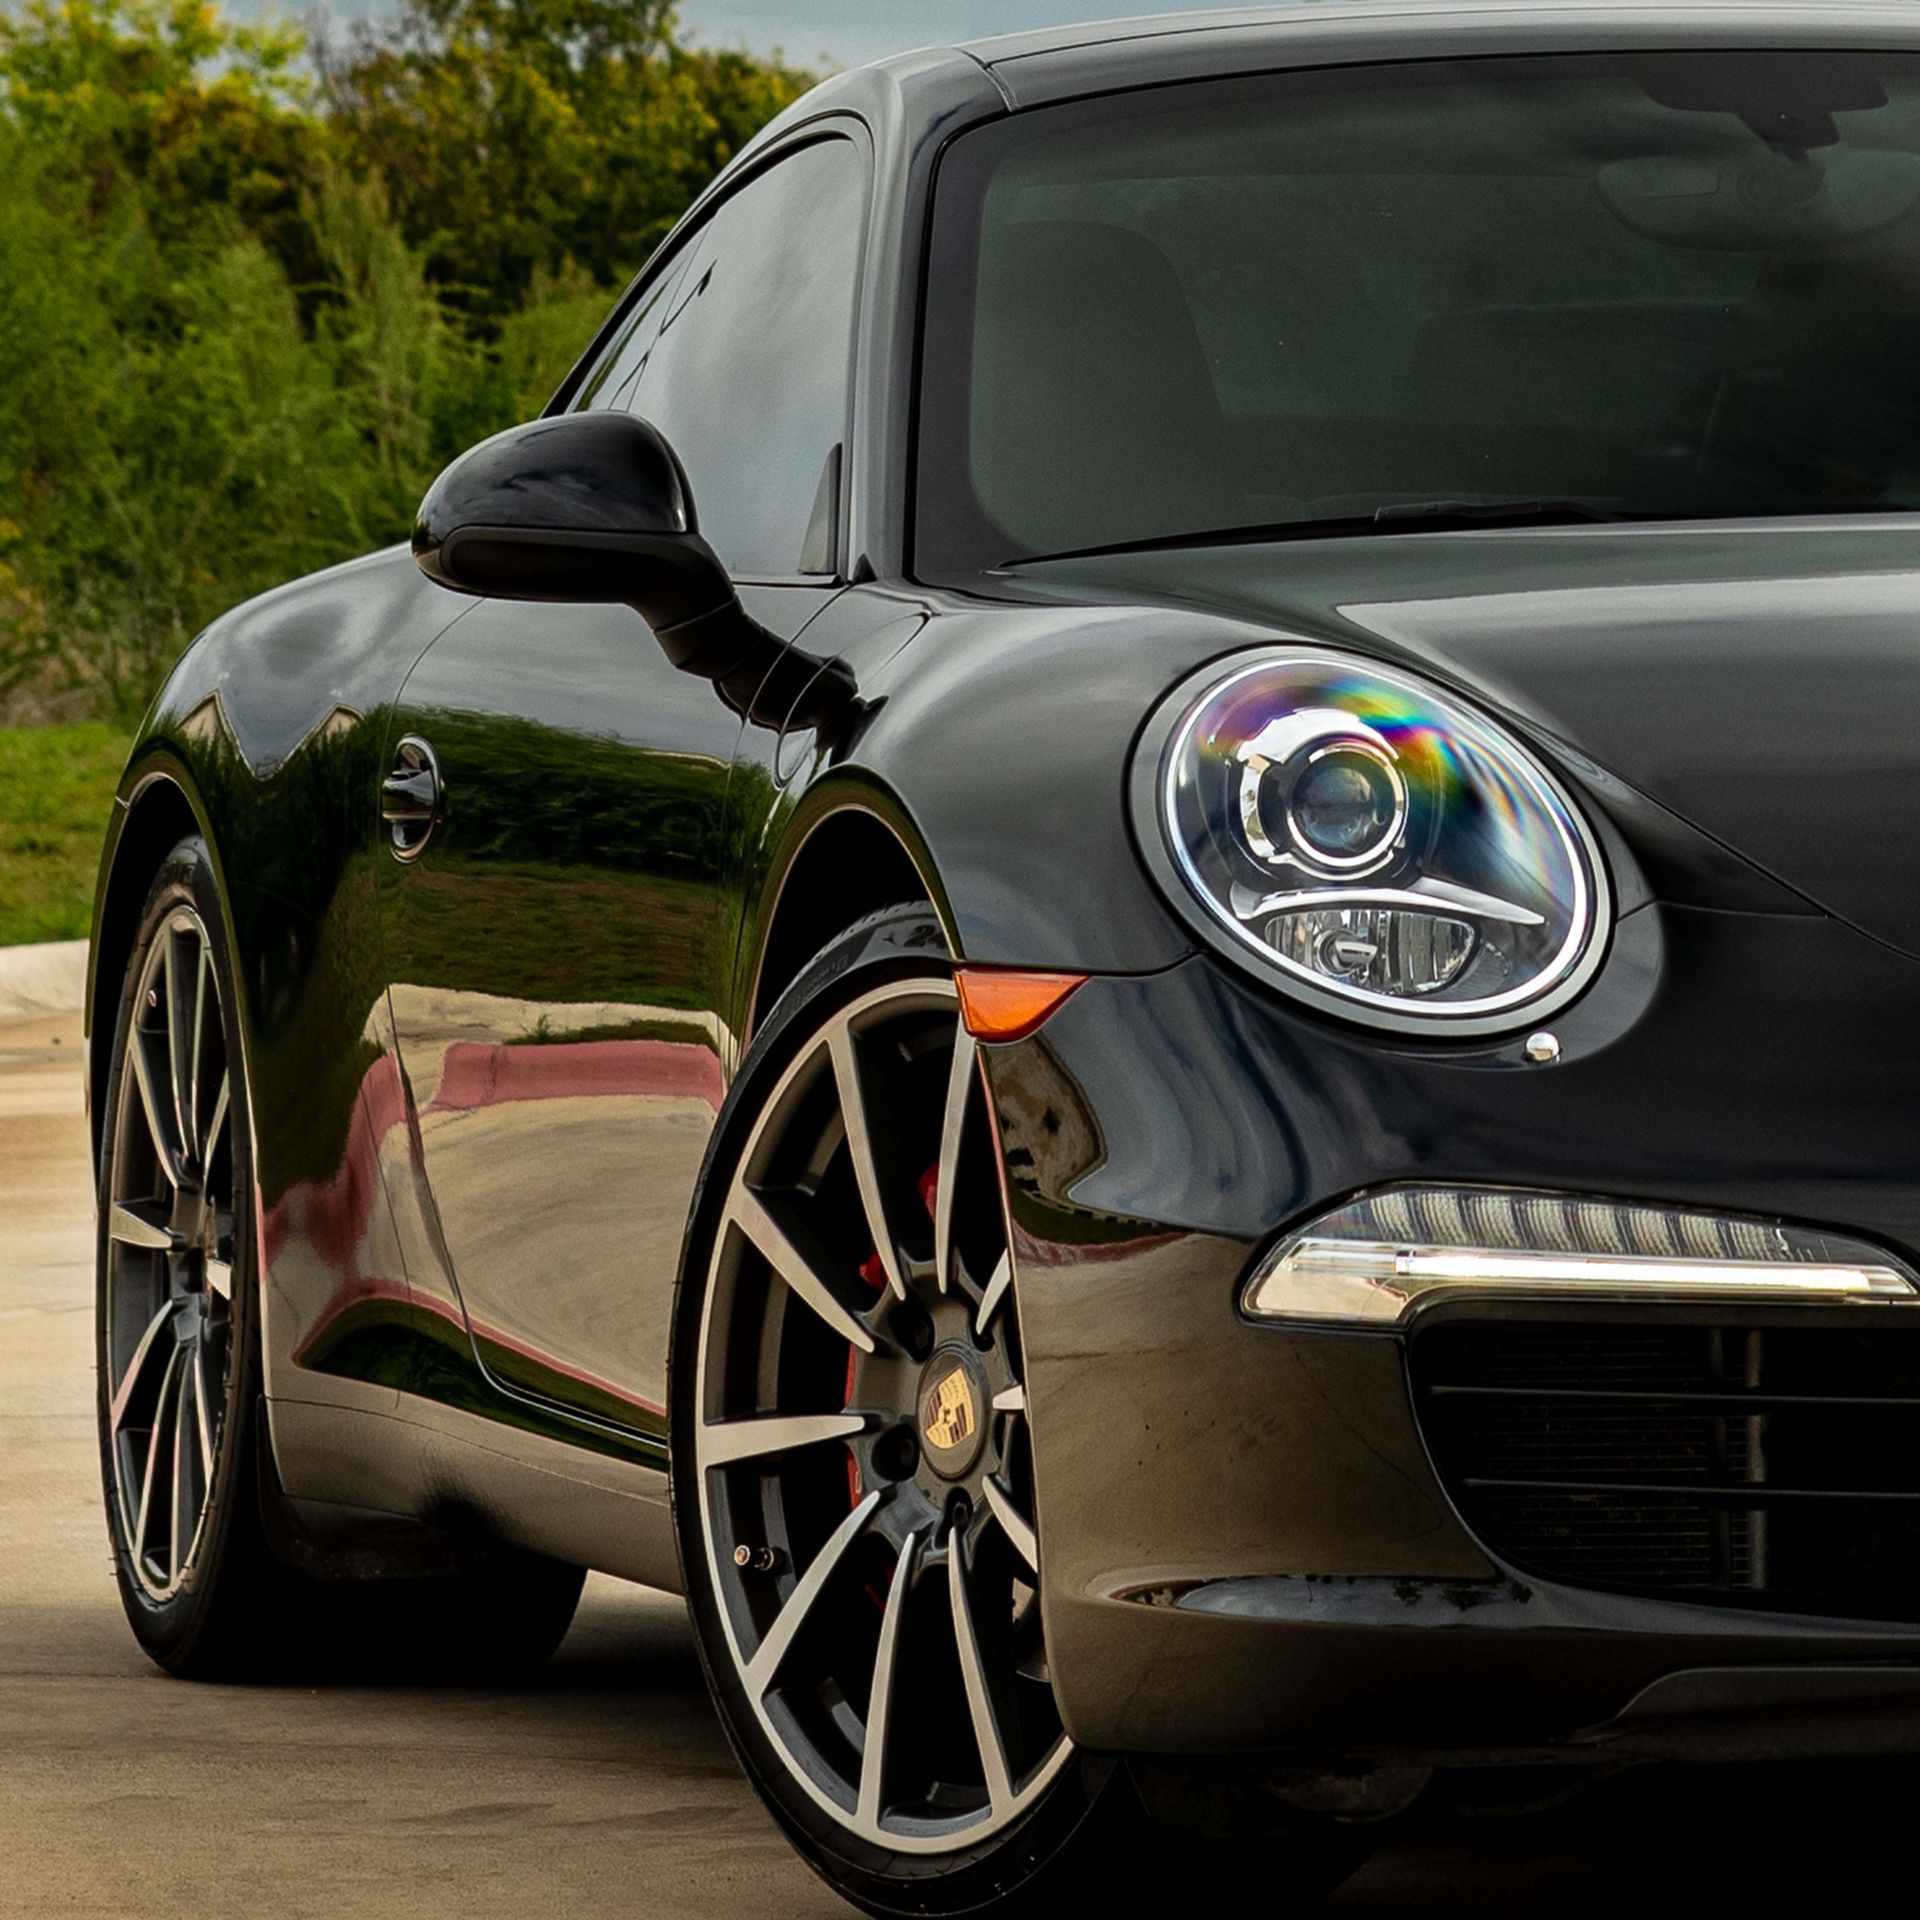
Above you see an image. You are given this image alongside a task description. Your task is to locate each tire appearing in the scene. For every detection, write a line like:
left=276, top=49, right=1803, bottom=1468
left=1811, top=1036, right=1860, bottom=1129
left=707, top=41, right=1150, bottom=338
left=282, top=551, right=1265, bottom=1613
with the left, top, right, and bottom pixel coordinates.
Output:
left=94, top=835, right=584, bottom=1681
left=670, top=907, right=1378, bottom=1914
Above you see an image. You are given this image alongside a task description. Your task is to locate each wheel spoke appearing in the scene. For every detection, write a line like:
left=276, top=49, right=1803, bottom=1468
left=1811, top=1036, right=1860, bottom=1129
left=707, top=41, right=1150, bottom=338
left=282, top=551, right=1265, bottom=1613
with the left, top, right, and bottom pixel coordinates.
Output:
left=991, top=1384, right=1026, bottom=1415
left=109, top=1299, right=178, bottom=1435
left=190, top=1340, right=215, bottom=1482
left=132, top=1345, right=182, bottom=1566
left=170, top=1358, right=190, bottom=1581
left=934, top=1029, right=977, bottom=1295
left=699, top=1411, right=868, bottom=1470
left=983, top=1476, right=1040, bottom=1579
left=948, top=1527, right=1014, bottom=1816
left=731, top=1186, right=875, bottom=1354
left=109, top=1199, right=180, bottom=1254
left=745, top=1490, right=881, bottom=1697
left=188, top=935, right=211, bottom=1167
left=829, top=1026, right=909, bottom=1301
left=164, top=926, right=200, bottom=1167
left=128, top=1023, right=183, bottom=1189
left=204, top=1255, right=234, bottom=1302
left=974, top=1251, right=1013, bottom=1337
left=203, top=1072, right=230, bottom=1179
left=857, top=1527, right=923, bottom=1836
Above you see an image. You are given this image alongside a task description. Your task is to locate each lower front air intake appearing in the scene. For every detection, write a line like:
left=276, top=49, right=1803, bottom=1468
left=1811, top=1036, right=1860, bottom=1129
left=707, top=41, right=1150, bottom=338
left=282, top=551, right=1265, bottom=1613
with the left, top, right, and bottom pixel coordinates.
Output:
left=1411, top=1319, right=1920, bottom=1621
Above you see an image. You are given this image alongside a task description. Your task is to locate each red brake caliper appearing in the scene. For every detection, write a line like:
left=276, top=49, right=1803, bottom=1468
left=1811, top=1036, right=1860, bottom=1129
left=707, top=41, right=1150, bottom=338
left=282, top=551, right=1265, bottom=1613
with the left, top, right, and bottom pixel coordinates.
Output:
left=845, top=1163, right=942, bottom=1509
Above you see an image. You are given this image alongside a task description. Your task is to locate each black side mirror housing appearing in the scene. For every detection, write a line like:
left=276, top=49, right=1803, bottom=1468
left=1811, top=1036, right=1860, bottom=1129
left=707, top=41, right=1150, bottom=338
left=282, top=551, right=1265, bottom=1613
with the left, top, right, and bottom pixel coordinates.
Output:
left=411, top=413, right=851, bottom=726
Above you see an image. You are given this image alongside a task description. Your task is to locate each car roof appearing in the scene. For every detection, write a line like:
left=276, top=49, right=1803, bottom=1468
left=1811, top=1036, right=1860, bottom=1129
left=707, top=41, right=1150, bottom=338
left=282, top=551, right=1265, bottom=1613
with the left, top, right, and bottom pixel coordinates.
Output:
left=914, top=1, right=1920, bottom=108
left=952, top=0, right=1920, bottom=64
left=750, top=2, right=1920, bottom=157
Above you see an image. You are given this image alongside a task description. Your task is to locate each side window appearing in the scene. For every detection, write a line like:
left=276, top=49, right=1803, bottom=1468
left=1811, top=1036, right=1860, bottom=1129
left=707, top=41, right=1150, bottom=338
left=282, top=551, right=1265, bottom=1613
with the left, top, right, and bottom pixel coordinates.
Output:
left=621, top=138, right=865, bottom=579
left=574, top=248, right=700, bottom=414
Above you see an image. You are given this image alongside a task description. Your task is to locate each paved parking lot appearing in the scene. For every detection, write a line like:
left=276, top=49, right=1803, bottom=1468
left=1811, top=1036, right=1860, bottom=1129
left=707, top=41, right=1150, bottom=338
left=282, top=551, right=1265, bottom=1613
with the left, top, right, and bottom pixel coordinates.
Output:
left=3, top=1007, right=1913, bottom=1918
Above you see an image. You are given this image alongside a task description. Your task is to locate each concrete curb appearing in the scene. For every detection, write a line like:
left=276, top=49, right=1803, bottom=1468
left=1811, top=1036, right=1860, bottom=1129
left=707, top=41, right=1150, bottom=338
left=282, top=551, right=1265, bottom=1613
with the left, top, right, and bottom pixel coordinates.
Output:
left=0, top=940, right=89, bottom=1021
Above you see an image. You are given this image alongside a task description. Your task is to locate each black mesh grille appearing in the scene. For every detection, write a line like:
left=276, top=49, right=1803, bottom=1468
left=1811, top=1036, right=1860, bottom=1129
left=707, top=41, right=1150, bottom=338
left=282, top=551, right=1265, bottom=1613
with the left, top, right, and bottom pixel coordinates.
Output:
left=1410, top=1321, right=1920, bottom=1618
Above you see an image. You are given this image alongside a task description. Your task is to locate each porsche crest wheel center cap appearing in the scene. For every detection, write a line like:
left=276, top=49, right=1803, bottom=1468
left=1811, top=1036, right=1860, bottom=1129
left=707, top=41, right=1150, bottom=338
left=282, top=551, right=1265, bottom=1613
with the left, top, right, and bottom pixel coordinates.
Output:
left=918, top=1344, right=988, bottom=1480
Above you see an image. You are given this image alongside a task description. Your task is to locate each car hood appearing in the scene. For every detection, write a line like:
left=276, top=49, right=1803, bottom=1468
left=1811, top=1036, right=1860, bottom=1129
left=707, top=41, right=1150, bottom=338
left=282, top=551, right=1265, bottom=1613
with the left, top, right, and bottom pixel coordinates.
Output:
left=1001, top=518, right=1920, bottom=958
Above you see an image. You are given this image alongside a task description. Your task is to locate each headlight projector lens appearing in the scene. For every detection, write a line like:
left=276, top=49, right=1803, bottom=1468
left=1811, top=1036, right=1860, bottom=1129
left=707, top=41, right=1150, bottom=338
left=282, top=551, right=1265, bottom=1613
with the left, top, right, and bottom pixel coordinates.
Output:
left=1134, top=649, right=1610, bottom=1033
left=1286, top=742, right=1407, bottom=867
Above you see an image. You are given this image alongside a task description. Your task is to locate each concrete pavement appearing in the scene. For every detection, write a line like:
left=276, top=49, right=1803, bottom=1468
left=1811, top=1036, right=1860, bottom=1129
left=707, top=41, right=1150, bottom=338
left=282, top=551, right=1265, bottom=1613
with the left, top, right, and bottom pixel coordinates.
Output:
left=3, top=1006, right=1916, bottom=1917
left=0, top=941, right=87, bottom=1022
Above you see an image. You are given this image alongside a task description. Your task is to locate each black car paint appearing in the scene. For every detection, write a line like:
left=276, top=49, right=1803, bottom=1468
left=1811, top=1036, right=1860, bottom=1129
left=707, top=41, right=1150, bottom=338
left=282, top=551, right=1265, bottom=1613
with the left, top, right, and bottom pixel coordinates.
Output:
left=86, top=3, right=1920, bottom=1758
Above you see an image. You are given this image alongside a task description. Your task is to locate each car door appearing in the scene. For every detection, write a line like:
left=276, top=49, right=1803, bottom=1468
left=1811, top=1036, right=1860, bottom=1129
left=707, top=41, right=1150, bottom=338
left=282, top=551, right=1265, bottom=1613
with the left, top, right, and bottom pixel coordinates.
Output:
left=374, top=132, right=869, bottom=1444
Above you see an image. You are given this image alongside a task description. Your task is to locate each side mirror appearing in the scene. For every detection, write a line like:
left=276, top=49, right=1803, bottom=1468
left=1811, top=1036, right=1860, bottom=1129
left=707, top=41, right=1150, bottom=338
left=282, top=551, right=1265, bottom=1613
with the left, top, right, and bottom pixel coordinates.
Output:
left=411, top=413, right=851, bottom=726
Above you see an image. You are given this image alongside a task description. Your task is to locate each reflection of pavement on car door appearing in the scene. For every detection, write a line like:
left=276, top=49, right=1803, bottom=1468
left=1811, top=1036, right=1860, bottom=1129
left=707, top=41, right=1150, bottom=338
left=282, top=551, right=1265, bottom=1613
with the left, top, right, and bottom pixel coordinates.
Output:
left=386, top=983, right=720, bottom=1423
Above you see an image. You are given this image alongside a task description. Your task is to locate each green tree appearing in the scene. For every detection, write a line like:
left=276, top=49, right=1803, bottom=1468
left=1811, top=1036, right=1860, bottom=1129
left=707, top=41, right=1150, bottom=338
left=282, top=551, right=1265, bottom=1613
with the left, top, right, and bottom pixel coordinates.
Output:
left=0, top=0, right=324, bottom=273
left=319, top=0, right=818, bottom=324
left=0, top=0, right=818, bottom=723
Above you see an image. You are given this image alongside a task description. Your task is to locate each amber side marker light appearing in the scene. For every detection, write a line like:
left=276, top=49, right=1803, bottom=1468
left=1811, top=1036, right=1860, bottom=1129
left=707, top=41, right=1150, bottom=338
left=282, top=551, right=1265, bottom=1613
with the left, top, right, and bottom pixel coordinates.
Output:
left=954, top=968, right=1087, bottom=1043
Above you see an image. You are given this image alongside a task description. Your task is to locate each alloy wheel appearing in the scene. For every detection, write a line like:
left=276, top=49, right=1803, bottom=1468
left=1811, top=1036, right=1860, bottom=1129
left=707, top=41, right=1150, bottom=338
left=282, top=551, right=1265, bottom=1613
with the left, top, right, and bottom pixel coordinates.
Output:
left=695, top=977, right=1071, bottom=1854
left=102, top=905, right=237, bottom=1604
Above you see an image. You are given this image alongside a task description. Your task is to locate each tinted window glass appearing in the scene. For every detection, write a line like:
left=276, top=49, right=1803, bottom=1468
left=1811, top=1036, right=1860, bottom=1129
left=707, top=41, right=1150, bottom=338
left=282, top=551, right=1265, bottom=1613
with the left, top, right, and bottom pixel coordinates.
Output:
left=618, top=138, right=864, bottom=577
left=918, top=53, right=1920, bottom=571
left=574, top=251, right=698, bottom=413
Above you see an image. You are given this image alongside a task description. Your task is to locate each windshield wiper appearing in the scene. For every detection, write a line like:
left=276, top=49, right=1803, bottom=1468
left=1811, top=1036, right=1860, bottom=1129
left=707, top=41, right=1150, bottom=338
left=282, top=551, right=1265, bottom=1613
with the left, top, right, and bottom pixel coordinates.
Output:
left=1008, top=499, right=1639, bottom=566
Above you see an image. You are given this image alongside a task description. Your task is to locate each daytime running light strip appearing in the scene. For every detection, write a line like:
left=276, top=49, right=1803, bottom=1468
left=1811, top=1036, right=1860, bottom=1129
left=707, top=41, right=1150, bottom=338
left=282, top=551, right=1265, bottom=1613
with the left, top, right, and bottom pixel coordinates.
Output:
left=1247, top=1240, right=1919, bottom=1327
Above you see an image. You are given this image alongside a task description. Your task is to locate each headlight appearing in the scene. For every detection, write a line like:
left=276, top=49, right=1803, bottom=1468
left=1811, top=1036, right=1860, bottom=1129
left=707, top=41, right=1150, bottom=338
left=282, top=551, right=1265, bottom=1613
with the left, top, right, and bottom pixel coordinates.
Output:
left=1131, top=650, right=1609, bottom=1033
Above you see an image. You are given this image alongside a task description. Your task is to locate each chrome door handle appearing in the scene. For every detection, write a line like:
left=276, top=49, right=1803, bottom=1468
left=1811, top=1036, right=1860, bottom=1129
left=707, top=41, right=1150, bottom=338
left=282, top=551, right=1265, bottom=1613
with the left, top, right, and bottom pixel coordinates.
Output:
left=382, top=735, right=442, bottom=860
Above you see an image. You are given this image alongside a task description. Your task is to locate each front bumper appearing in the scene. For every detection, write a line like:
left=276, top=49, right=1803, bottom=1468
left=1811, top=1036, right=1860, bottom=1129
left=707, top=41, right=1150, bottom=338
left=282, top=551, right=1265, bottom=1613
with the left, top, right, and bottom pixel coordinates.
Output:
left=984, top=901, right=1920, bottom=1757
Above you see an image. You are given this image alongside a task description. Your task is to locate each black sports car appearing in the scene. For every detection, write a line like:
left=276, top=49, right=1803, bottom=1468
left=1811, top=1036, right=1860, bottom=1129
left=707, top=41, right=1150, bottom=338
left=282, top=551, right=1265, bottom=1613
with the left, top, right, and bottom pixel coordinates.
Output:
left=87, top=2, right=1920, bottom=1910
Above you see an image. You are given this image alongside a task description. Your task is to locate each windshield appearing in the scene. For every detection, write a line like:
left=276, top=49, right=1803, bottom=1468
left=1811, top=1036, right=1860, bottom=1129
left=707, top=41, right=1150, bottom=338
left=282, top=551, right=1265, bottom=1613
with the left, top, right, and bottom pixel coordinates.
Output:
left=914, top=50, right=1920, bottom=573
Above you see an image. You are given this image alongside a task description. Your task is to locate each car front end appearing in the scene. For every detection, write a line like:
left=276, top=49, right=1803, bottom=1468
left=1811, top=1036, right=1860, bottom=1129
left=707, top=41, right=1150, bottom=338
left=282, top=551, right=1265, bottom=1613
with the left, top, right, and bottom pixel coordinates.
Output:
left=894, top=11, right=1920, bottom=1774
left=991, top=872, right=1920, bottom=1764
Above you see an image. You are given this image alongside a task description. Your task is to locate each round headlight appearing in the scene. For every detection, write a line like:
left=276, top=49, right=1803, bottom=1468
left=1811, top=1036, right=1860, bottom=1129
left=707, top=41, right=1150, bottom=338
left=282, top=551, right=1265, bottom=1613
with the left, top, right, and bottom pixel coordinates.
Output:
left=1132, top=650, right=1610, bottom=1034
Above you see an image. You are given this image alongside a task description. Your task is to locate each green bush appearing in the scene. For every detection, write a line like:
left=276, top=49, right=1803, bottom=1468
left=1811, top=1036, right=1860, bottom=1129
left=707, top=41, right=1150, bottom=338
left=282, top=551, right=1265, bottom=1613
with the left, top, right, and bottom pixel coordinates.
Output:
left=0, top=0, right=817, bottom=725
left=0, top=724, right=130, bottom=943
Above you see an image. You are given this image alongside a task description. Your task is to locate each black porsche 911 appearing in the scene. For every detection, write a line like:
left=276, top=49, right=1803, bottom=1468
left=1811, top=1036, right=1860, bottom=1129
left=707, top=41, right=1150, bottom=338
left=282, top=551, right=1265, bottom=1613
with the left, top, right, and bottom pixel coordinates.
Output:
left=85, top=1, right=1920, bottom=1909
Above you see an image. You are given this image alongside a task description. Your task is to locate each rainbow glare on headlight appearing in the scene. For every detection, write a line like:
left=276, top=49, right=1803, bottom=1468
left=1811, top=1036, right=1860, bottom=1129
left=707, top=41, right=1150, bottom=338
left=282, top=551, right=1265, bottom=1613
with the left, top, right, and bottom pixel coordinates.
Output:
left=1142, top=651, right=1609, bottom=1032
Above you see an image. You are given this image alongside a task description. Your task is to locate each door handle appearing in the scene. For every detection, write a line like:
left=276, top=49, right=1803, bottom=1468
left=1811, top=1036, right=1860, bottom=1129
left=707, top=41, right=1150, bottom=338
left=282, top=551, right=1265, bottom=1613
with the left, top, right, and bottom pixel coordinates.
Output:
left=382, top=735, right=442, bottom=860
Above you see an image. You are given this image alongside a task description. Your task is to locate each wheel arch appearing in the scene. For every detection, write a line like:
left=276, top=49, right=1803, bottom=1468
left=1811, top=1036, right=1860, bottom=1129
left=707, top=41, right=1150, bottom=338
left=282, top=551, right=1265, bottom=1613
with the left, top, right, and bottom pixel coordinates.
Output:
left=743, top=795, right=948, bottom=1045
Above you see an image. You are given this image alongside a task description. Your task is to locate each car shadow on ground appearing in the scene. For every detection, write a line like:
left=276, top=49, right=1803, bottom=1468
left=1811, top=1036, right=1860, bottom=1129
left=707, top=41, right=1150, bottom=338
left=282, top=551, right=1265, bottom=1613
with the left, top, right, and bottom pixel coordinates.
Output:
left=550, top=1588, right=1914, bottom=1917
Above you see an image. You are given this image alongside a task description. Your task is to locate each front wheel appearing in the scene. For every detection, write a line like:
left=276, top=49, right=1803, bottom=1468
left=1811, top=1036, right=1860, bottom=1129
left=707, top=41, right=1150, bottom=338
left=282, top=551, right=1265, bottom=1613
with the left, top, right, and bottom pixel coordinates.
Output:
left=670, top=908, right=1377, bottom=1914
